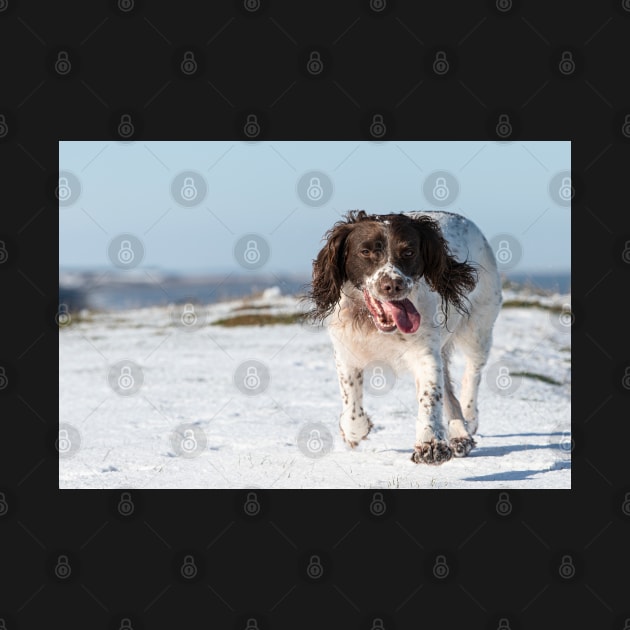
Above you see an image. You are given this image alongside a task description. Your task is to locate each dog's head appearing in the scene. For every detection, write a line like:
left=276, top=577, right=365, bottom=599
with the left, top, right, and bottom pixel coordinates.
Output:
left=309, top=211, right=477, bottom=332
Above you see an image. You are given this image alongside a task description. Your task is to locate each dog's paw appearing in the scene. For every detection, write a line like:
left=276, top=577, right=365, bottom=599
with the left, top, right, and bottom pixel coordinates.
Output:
left=450, top=436, right=476, bottom=457
left=340, top=429, right=359, bottom=449
left=340, top=418, right=374, bottom=449
left=411, top=439, right=452, bottom=464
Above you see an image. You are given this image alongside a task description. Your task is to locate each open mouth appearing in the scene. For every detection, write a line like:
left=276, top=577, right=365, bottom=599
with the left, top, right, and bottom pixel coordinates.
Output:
left=363, top=289, right=421, bottom=334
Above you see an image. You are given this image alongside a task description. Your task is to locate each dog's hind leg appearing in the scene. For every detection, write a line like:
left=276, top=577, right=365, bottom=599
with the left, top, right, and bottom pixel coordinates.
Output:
left=455, top=313, right=497, bottom=436
left=442, top=344, right=476, bottom=457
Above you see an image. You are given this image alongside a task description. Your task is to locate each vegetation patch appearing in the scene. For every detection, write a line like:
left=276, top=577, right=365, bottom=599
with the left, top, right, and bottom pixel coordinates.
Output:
left=232, top=304, right=273, bottom=312
left=502, top=299, right=566, bottom=313
left=58, top=311, right=98, bottom=326
left=212, top=312, right=303, bottom=327
left=512, top=371, right=563, bottom=386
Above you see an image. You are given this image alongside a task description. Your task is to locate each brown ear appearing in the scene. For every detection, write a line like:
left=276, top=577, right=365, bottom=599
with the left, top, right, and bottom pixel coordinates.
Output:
left=309, top=220, right=355, bottom=321
left=413, top=216, right=477, bottom=315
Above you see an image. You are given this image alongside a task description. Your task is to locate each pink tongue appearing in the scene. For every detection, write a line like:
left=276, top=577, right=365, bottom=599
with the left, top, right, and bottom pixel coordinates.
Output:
left=382, top=299, right=421, bottom=334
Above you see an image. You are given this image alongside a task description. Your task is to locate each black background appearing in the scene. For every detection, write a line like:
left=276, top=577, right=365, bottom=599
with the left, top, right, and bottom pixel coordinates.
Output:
left=1, top=0, right=629, bottom=628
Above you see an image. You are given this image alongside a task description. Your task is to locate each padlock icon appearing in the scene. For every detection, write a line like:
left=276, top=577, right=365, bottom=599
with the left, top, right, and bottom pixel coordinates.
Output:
left=559, top=176, right=573, bottom=201
left=307, top=429, right=323, bottom=453
left=244, top=366, right=261, bottom=390
left=57, top=176, right=72, bottom=201
left=559, top=430, right=573, bottom=454
left=0, top=241, right=7, bottom=265
left=622, top=114, right=630, bottom=139
left=244, top=114, right=260, bottom=138
left=371, top=619, right=385, bottom=630
left=433, top=51, right=449, bottom=75
left=244, top=239, right=261, bottom=264
left=497, top=618, right=511, bottom=630
left=118, top=491, right=134, bottom=516
left=558, top=304, right=573, bottom=328
left=244, top=0, right=261, bottom=11
left=624, top=0, right=630, bottom=11
left=622, top=367, right=630, bottom=390
left=243, top=492, right=260, bottom=516
left=118, top=0, right=134, bottom=12
left=370, top=492, right=386, bottom=516
left=496, top=491, right=512, bottom=516
left=306, top=177, right=324, bottom=201
left=622, top=241, right=630, bottom=264
left=181, top=429, right=197, bottom=453
left=180, top=51, right=197, bottom=75
left=180, top=176, right=198, bottom=201
left=0, top=491, right=8, bottom=516
left=119, top=618, right=134, bottom=630
left=181, top=555, right=197, bottom=579
left=245, top=619, right=259, bottom=630
left=55, top=51, right=71, bottom=75
left=117, top=240, right=135, bottom=264
left=0, top=114, right=8, bottom=138
left=432, top=554, right=449, bottom=579
left=370, top=114, right=386, bottom=138
left=496, top=366, right=512, bottom=391
left=624, top=619, right=630, bottom=630
left=55, top=554, right=72, bottom=579
left=432, top=176, right=449, bottom=201
left=433, top=309, right=446, bottom=327
left=558, top=554, right=575, bottom=579
left=496, top=114, right=512, bottom=138
left=495, top=240, right=512, bottom=264
left=0, top=366, right=7, bottom=390
left=181, top=303, right=197, bottom=327
left=118, top=366, right=135, bottom=390
left=306, top=554, right=323, bottom=579
left=370, top=0, right=386, bottom=11
left=496, top=0, right=512, bottom=12
left=558, top=51, right=575, bottom=75
left=307, top=51, right=323, bottom=75
left=118, top=114, right=134, bottom=138
left=621, top=492, right=630, bottom=516
left=370, top=366, right=386, bottom=390
left=57, top=429, right=72, bottom=454
left=56, top=303, right=71, bottom=327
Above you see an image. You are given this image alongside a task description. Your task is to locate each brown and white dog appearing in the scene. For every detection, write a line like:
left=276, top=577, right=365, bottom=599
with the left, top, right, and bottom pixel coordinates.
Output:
left=309, top=210, right=502, bottom=464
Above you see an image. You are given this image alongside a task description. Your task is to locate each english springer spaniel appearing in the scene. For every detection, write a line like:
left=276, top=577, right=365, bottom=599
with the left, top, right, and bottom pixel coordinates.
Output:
left=309, top=211, right=502, bottom=465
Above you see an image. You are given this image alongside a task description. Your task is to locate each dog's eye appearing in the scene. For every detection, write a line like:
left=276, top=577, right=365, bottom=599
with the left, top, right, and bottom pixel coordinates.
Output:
left=402, top=249, right=415, bottom=258
left=361, top=248, right=371, bottom=256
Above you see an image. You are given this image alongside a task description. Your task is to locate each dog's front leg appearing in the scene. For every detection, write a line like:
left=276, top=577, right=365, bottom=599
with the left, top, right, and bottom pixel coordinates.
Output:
left=408, top=351, right=452, bottom=464
left=334, top=354, right=373, bottom=448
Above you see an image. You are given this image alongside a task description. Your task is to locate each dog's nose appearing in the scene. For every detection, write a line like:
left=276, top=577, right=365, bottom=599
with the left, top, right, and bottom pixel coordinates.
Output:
left=379, top=275, right=405, bottom=297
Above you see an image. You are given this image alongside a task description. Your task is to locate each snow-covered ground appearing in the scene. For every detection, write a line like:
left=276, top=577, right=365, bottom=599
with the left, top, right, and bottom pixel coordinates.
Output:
left=59, top=287, right=571, bottom=489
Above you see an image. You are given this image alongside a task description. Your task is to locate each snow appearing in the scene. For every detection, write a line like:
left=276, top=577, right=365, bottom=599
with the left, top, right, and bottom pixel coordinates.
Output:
left=59, top=288, right=571, bottom=489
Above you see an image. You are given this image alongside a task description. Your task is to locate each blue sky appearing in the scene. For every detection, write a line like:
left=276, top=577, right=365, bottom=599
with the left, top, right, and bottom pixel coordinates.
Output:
left=59, top=140, right=570, bottom=275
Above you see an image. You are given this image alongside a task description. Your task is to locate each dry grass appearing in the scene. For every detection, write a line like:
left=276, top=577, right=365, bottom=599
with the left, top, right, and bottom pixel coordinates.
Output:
left=512, top=371, right=563, bottom=386
left=232, top=304, right=273, bottom=312
left=212, top=313, right=303, bottom=327
left=502, top=299, right=566, bottom=313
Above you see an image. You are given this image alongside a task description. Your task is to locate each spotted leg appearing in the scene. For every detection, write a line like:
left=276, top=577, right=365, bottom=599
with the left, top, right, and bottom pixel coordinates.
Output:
left=442, top=347, right=476, bottom=457
left=408, top=351, right=452, bottom=465
left=335, top=357, right=373, bottom=448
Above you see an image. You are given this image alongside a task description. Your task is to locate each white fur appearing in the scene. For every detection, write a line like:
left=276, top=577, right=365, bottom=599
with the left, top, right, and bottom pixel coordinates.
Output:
left=364, top=261, right=414, bottom=300
left=325, top=211, right=502, bottom=463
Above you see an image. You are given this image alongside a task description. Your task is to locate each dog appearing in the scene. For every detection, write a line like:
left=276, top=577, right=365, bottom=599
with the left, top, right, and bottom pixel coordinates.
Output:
left=309, top=210, right=502, bottom=464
